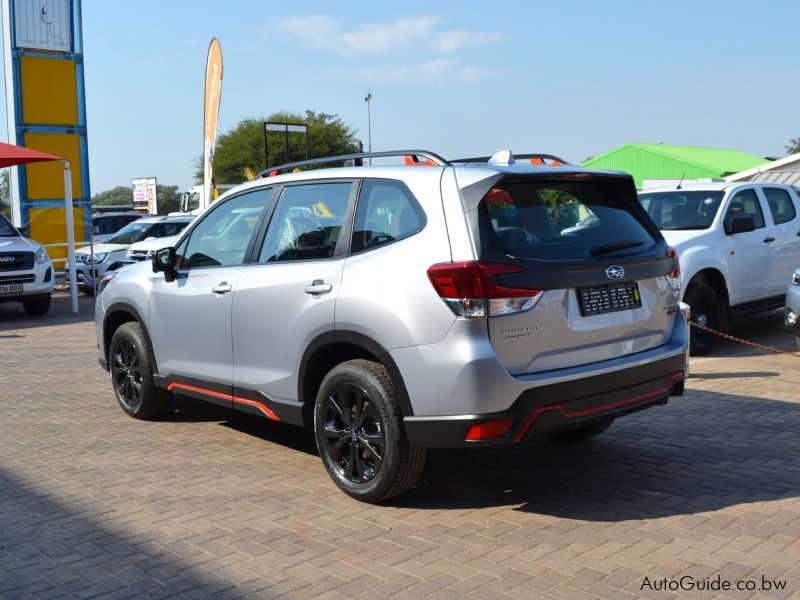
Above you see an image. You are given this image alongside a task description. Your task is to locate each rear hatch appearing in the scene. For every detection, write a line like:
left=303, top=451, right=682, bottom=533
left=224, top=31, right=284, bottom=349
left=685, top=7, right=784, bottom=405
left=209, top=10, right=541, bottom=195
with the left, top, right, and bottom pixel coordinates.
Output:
left=467, top=172, right=678, bottom=375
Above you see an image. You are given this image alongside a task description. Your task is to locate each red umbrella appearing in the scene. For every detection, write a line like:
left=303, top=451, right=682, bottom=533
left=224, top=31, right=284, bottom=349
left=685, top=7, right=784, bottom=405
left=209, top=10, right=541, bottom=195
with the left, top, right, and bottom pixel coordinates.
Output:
left=0, top=140, right=64, bottom=167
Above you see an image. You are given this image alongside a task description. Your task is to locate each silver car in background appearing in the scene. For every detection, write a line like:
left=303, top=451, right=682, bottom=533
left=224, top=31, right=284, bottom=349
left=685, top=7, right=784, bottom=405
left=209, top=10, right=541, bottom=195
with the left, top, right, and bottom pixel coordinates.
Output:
left=95, top=150, right=689, bottom=502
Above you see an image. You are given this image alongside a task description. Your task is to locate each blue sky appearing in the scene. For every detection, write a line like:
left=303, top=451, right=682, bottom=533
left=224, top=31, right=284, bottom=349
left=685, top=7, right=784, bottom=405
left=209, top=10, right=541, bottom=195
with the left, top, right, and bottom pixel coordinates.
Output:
left=6, top=0, right=800, bottom=194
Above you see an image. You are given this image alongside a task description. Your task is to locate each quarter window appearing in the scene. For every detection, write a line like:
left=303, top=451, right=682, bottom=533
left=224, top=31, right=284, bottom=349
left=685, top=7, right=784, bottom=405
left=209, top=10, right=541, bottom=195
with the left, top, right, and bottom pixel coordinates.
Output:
left=764, top=188, right=796, bottom=225
left=179, top=189, right=270, bottom=268
left=351, top=179, right=425, bottom=252
left=725, top=189, right=764, bottom=230
left=259, top=182, right=353, bottom=262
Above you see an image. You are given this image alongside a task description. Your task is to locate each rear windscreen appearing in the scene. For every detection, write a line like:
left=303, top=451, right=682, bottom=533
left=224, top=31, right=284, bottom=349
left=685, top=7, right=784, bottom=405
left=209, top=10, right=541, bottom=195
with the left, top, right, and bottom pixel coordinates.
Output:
left=478, top=179, right=657, bottom=260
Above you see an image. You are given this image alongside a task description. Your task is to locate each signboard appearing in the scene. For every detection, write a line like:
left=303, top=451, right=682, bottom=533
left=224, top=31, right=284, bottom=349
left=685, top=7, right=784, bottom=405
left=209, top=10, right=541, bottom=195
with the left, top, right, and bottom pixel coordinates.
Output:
left=13, top=0, right=71, bottom=52
left=131, top=177, right=157, bottom=215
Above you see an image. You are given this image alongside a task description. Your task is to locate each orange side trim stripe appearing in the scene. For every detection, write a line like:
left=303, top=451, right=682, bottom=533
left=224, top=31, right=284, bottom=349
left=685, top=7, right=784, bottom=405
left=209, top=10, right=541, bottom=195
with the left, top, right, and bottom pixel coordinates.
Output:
left=232, top=396, right=280, bottom=421
left=166, top=382, right=281, bottom=422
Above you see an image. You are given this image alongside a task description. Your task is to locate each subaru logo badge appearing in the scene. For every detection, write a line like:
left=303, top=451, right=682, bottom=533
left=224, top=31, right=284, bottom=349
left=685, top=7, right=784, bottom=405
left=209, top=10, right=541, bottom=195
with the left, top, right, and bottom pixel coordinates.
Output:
left=605, top=265, right=624, bottom=280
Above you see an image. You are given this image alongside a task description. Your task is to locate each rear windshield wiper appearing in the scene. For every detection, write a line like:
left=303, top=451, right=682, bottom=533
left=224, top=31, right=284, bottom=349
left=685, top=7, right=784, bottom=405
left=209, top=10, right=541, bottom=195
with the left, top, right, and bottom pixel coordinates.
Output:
left=592, top=240, right=645, bottom=256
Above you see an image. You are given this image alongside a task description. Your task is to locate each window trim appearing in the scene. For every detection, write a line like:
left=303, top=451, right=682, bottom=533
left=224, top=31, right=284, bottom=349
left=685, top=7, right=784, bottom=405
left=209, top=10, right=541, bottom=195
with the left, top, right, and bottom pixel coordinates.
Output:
left=250, top=178, right=360, bottom=265
left=348, top=177, right=428, bottom=256
left=174, top=185, right=276, bottom=272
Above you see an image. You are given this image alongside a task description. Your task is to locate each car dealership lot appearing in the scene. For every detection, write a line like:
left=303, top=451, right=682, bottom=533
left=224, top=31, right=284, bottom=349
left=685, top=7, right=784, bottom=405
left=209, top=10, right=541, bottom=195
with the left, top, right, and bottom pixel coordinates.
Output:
left=1, top=296, right=799, bottom=599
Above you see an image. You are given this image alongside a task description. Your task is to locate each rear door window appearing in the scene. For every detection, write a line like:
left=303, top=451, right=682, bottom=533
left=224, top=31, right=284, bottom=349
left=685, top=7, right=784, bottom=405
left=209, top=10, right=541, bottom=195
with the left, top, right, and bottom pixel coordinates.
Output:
left=479, top=179, right=657, bottom=260
left=763, top=188, right=796, bottom=225
left=258, top=182, right=353, bottom=262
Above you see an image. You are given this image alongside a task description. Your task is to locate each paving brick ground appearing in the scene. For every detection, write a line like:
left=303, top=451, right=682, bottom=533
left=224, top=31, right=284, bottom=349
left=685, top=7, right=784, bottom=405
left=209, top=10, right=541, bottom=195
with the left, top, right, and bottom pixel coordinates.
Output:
left=1, top=294, right=800, bottom=599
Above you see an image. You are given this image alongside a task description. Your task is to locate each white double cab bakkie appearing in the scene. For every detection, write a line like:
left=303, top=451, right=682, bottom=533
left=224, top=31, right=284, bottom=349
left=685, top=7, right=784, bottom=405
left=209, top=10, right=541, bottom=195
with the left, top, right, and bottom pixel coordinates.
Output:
left=638, top=182, right=800, bottom=353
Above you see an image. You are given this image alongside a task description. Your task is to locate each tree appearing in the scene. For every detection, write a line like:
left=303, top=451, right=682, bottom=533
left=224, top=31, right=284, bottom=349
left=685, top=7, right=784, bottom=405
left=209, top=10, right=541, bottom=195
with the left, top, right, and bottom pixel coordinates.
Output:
left=0, top=169, right=10, bottom=219
left=92, top=184, right=181, bottom=215
left=786, top=137, right=800, bottom=155
left=196, top=110, right=361, bottom=184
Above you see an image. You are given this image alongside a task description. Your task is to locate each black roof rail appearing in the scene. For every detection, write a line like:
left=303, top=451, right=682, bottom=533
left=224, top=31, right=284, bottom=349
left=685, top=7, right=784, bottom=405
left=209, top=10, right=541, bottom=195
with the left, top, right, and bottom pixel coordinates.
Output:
left=255, top=149, right=449, bottom=179
left=452, top=153, right=571, bottom=165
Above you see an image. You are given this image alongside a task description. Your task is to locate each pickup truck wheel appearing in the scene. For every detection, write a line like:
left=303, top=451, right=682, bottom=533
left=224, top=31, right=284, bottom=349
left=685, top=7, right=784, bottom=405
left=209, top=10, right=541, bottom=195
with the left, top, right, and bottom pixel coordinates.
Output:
left=109, top=322, right=171, bottom=420
left=684, top=283, right=720, bottom=356
left=549, top=417, right=614, bottom=442
left=314, top=359, right=426, bottom=503
left=22, top=294, right=51, bottom=316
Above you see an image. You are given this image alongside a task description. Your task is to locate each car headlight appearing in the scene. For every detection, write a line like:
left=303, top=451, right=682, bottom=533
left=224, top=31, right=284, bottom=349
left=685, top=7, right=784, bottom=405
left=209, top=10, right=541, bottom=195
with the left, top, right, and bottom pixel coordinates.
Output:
left=84, top=252, right=108, bottom=265
left=793, top=270, right=800, bottom=286
left=34, top=245, right=49, bottom=264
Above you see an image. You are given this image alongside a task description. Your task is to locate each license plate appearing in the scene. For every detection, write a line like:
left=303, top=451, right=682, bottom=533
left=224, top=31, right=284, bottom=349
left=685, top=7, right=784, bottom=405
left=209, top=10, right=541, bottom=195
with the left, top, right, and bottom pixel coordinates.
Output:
left=579, top=282, right=641, bottom=316
left=0, top=283, right=23, bottom=295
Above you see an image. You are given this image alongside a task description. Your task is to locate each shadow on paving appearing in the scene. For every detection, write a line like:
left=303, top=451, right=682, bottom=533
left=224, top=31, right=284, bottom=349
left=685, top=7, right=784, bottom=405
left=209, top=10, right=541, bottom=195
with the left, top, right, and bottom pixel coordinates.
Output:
left=0, top=467, right=238, bottom=599
left=0, top=294, right=95, bottom=331
left=398, top=390, right=800, bottom=519
left=162, top=389, right=800, bottom=522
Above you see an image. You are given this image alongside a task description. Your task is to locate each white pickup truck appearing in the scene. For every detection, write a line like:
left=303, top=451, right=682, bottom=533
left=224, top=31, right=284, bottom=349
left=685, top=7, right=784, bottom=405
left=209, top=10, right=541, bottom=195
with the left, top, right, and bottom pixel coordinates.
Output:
left=638, top=182, right=800, bottom=353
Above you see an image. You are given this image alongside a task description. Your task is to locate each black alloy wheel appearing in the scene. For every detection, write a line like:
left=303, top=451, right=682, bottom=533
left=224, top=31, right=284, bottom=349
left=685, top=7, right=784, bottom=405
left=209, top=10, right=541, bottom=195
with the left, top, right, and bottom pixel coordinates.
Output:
left=314, top=359, right=426, bottom=502
left=111, top=338, right=144, bottom=412
left=108, top=322, right=171, bottom=419
left=321, top=383, right=385, bottom=483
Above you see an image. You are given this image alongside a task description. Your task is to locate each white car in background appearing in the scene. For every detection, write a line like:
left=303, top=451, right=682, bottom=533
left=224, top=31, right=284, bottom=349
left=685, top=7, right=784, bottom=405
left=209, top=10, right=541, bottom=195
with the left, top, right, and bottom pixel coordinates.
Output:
left=0, top=213, right=54, bottom=315
left=639, top=182, right=800, bottom=354
left=70, top=215, right=192, bottom=292
left=125, top=233, right=184, bottom=262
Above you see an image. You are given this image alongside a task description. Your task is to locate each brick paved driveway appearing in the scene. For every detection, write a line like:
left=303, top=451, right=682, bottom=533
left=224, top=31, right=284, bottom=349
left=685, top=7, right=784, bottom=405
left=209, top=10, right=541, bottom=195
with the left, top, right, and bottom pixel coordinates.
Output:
left=1, top=295, right=800, bottom=599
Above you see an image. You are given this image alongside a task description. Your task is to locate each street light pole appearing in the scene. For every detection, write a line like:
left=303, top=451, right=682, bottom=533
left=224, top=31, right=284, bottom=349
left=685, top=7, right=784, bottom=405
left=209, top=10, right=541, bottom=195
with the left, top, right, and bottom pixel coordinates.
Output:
left=364, top=91, right=372, bottom=165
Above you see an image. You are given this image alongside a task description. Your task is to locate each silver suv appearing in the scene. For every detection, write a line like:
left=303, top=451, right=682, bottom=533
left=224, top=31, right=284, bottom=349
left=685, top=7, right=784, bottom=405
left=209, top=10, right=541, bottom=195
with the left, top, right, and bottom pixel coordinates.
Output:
left=95, top=150, right=689, bottom=502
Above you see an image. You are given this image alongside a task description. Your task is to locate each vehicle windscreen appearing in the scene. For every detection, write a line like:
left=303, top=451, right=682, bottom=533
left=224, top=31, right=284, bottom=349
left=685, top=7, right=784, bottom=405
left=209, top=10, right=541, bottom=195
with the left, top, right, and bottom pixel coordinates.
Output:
left=0, top=214, right=19, bottom=237
left=638, top=191, right=724, bottom=230
left=479, top=179, right=657, bottom=260
left=106, top=222, right=152, bottom=244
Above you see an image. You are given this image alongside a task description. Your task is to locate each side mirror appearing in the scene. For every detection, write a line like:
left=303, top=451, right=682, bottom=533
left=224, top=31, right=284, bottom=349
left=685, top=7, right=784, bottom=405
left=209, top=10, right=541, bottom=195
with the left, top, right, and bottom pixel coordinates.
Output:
left=726, top=215, right=756, bottom=235
left=152, top=247, right=178, bottom=281
left=18, top=225, right=30, bottom=238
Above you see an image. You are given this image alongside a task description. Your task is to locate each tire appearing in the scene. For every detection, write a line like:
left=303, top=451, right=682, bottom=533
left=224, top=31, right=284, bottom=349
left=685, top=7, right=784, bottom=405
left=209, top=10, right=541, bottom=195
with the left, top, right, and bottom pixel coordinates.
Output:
left=22, top=294, right=51, bottom=316
left=108, top=322, right=171, bottom=420
left=684, top=283, right=720, bottom=356
left=314, top=359, right=426, bottom=503
left=550, top=417, right=614, bottom=442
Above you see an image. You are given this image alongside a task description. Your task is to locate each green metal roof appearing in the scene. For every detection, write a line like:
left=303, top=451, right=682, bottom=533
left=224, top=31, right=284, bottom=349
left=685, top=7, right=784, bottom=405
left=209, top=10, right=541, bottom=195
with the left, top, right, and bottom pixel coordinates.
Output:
left=582, top=143, right=770, bottom=188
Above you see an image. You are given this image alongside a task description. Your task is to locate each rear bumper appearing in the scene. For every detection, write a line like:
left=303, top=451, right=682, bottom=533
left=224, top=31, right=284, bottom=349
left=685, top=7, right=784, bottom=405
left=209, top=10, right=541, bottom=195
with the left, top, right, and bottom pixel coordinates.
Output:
left=403, top=353, right=685, bottom=447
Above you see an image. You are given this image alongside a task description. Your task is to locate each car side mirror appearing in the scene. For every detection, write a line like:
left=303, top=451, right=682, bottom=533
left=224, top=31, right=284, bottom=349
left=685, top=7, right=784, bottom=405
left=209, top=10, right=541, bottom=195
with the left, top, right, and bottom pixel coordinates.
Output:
left=18, top=225, right=30, bottom=237
left=152, top=247, right=178, bottom=281
left=726, top=215, right=756, bottom=235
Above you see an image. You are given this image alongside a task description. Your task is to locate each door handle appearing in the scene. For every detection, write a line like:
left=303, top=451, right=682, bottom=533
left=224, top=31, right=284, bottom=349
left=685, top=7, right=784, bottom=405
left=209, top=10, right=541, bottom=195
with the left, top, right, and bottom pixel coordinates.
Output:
left=304, top=279, right=332, bottom=295
left=763, top=236, right=775, bottom=244
left=212, top=282, right=232, bottom=294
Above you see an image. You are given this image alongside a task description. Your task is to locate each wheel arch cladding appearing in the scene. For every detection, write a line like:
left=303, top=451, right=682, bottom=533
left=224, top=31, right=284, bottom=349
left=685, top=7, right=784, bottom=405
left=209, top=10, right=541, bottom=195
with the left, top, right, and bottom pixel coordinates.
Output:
left=104, top=302, right=159, bottom=375
left=299, top=331, right=415, bottom=427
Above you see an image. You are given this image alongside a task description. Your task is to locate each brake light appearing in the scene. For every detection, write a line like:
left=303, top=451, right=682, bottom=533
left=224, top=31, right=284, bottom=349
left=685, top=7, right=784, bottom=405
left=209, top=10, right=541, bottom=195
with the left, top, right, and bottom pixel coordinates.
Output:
left=427, top=261, right=541, bottom=318
left=666, top=247, right=680, bottom=290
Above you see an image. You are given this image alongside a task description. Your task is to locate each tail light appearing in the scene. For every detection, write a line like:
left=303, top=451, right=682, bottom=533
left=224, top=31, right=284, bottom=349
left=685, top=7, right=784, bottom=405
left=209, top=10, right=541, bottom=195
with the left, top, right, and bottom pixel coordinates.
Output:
left=427, top=261, right=541, bottom=319
left=666, top=246, right=681, bottom=291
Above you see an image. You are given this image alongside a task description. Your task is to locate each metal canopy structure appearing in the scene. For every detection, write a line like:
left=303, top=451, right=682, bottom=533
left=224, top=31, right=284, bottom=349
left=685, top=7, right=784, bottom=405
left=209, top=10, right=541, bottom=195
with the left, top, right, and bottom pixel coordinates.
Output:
left=726, top=153, right=800, bottom=187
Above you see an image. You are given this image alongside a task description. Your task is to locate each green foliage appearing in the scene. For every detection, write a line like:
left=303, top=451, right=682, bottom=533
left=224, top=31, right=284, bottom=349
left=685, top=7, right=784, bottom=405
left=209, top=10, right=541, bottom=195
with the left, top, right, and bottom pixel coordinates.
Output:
left=196, top=110, right=361, bottom=184
left=0, top=169, right=9, bottom=219
left=786, top=137, right=800, bottom=155
left=92, top=184, right=181, bottom=215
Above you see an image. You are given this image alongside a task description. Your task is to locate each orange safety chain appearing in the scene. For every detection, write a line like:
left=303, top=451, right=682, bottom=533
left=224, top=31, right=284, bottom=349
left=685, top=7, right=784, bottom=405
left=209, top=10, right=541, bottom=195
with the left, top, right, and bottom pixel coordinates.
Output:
left=690, top=321, right=800, bottom=358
